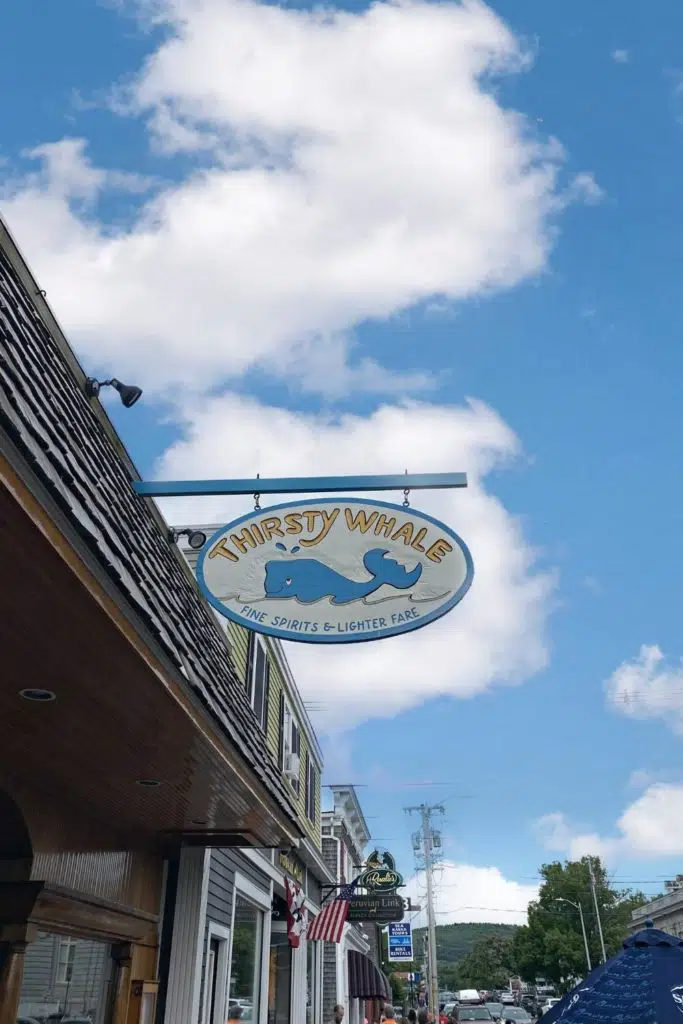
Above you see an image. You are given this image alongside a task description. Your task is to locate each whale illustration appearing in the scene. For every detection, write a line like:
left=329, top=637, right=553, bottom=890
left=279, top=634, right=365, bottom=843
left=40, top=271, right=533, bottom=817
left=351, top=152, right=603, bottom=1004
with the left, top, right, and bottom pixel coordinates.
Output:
left=263, top=548, right=423, bottom=606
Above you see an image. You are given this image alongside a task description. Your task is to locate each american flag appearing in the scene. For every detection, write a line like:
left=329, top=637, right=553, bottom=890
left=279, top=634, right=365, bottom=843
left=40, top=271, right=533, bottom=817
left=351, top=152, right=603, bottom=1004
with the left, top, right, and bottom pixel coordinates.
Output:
left=307, top=880, right=357, bottom=943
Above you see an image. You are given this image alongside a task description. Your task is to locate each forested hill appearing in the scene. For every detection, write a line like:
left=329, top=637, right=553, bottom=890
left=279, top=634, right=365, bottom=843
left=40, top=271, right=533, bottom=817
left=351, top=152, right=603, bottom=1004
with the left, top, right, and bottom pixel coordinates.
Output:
left=414, top=922, right=518, bottom=965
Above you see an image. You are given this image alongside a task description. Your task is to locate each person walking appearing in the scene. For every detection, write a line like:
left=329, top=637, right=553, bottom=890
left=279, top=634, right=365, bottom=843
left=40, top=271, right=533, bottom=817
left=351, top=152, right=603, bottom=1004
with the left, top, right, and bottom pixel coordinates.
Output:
left=333, top=1004, right=346, bottom=1024
left=384, top=1005, right=397, bottom=1022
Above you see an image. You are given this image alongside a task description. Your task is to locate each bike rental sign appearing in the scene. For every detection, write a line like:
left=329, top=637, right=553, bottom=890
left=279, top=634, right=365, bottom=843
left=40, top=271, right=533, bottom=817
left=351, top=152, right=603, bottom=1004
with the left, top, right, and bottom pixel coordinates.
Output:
left=197, top=497, right=473, bottom=644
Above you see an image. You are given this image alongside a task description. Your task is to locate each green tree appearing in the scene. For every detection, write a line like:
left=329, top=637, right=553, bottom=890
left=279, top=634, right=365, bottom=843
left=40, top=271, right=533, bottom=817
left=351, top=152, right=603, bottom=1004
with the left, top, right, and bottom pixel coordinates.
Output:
left=390, top=973, right=408, bottom=1004
left=439, top=964, right=460, bottom=990
left=455, top=935, right=515, bottom=990
left=512, top=858, right=645, bottom=992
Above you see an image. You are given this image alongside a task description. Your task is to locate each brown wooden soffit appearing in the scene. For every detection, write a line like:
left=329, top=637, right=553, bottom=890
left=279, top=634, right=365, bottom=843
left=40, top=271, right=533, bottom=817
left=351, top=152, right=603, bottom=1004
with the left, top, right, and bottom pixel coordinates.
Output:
left=0, top=466, right=299, bottom=850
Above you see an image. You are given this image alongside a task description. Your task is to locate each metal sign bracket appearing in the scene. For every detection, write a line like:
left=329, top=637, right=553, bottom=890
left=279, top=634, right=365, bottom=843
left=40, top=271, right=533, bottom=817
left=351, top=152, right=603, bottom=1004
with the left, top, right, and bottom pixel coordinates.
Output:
left=133, top=472, right=467, bottom=499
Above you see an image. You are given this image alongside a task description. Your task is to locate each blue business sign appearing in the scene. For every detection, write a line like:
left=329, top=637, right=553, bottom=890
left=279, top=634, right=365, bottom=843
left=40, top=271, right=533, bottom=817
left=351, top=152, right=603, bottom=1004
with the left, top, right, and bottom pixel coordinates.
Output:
left=388, top=922, right=413, bottom=962
left=197, top=498, right=473, bottom=645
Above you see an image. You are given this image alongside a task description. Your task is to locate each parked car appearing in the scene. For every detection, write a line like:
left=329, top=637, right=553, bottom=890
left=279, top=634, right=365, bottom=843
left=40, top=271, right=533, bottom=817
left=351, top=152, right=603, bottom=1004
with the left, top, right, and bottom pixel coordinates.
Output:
left=500, top=993, right=516, bottom=1006
left=500, top=1009, right=532, bottom=1024
left=541, top=1000, right=560, bottom=1016
left=457, top=990, right=484, bottom=1005
left=441, top=1003, right=458, bottom=1022
left=454, top=1008, right=493, bottom=1024
left=485, top=1003, right=503, bottom=1021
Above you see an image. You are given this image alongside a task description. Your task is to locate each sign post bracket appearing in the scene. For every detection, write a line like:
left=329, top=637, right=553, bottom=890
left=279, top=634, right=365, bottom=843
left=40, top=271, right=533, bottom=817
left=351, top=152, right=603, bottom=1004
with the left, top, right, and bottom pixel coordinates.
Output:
left=133, top=472, right=467, bottom=498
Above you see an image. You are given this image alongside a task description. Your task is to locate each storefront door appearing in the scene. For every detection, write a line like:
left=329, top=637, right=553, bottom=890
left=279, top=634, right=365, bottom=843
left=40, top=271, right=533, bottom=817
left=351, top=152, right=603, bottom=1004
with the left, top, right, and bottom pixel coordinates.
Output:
left=268, top=926, right=292, bottom=1024
left=205, top=936, right=221, bottom=1024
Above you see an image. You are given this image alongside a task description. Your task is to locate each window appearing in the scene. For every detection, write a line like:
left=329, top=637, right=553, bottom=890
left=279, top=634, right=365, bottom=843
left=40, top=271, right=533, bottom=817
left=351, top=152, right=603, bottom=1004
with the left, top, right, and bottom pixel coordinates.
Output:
left=24, top=934, right=110, bottom=1019
left=56, top=936, right=76, bottom=984
left=305, top=752, right=317, bottom=823
left=247, top=634, right=270, bottom=731
left=306, top=939, right=319, bottom=1024
left=203, top=923, right=231, bottom=1024
left=279, top=695, right=301, bottom=794
left=230, top=895, right=264, bottom=1015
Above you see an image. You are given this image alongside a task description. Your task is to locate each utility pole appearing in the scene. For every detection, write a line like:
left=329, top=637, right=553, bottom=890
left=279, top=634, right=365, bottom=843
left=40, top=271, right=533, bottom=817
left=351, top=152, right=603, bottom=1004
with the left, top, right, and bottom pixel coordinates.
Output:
left=588, top=858, right=607, bottom=964
left=406, top=803, right=444, bottom=1017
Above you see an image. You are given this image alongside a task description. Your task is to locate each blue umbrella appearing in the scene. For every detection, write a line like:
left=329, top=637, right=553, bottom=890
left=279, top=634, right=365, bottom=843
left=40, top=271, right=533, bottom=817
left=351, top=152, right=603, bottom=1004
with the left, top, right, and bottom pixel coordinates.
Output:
left=538, top=922, right=683, bottom=1024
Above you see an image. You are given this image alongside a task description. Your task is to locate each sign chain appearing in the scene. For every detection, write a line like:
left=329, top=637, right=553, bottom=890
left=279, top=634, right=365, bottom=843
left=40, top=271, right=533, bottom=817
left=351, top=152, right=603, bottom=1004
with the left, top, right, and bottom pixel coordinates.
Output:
left=403, top=469, right=410, bottom=507
left=254, top=472, right=261, bottom=511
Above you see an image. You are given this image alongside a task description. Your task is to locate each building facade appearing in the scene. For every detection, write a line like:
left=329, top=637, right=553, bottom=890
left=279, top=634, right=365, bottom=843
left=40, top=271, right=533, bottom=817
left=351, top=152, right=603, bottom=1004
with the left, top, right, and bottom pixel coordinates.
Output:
left=167, top=536, right=331, bottom=1024
left=0, top=216, right=305, bottom=1024
left=321, top=786, right=391, bottom=1024
left=631, top=889, right=683, bottom=937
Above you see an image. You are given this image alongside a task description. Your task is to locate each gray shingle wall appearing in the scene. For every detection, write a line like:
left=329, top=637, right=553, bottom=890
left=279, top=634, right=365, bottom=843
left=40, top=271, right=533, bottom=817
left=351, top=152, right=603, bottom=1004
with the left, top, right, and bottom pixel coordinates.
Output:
left=323, top=943, right=338, bottom=1023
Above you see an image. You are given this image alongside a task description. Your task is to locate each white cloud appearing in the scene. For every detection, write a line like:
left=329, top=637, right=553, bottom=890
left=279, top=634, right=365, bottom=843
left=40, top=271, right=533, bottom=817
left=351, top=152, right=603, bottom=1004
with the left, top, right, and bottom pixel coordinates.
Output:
left=617, top=784, right=683, bottom=856
left=535, top=783, right=683, bottom=861
left=606, top=644, right=683, bottom=734
left=563, top=171, right=605, bottom=205
left=0, top=0, right=596, bottom=394
left=627, top=769, right=674, bottom=791
left=611, top=49, right=630, bottom=64
left=159, top=392, right=555, bottom=731
left=534, top=812, right=615, bottom=862
left=406, top=860, right=537, bottom=925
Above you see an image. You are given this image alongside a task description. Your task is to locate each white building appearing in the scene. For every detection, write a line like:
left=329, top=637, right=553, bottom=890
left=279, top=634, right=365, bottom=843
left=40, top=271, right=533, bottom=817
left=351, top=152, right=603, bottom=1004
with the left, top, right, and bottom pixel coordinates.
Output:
left=321, top=786, right=391, bottom=1024
left=631, top=889, right=683, bottom=937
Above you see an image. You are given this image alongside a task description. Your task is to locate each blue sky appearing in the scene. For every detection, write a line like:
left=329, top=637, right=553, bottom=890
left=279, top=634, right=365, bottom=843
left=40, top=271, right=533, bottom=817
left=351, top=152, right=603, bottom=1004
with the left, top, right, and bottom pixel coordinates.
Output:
left=4, top=0, right=683, bottom=922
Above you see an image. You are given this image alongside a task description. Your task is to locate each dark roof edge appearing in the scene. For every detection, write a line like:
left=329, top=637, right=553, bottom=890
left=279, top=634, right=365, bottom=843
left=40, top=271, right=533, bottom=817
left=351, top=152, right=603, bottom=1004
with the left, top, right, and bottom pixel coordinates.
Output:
left=0, top=420, right=303, bottom=844
left=0, top=216, right=168, bottom=541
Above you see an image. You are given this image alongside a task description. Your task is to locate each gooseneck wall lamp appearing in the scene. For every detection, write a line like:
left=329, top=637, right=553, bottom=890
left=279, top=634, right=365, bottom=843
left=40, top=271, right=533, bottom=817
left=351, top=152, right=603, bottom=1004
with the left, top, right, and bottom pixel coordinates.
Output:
left=168, top=528, right=208, bottom=550
left=85, top=377, right=143, bottom=408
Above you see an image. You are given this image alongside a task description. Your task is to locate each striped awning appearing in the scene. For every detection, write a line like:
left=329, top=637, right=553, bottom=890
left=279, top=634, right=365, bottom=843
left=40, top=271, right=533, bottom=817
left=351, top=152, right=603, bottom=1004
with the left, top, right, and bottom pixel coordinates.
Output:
left=348, top=950, right=392, bottom=1000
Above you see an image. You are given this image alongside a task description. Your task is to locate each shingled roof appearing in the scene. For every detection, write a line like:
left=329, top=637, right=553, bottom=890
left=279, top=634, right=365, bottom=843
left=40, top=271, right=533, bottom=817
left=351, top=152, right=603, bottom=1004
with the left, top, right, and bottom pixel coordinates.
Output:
left=0, top=219, right=301, bottom=831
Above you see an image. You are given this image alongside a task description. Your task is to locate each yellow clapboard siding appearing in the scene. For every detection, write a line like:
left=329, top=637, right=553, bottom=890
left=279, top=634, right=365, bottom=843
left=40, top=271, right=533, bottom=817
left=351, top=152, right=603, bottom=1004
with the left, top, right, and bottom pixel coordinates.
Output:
left=227, top=621, right=250, bottom=684
left=181, top=545, right=322, bottom=846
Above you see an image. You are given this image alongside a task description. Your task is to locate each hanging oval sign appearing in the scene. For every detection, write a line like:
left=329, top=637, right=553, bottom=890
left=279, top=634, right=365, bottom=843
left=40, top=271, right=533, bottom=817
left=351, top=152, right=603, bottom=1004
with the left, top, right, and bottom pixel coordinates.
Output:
left=196, top=497, right=473, bottom=645
left=358, top=867, right=404, bottom=893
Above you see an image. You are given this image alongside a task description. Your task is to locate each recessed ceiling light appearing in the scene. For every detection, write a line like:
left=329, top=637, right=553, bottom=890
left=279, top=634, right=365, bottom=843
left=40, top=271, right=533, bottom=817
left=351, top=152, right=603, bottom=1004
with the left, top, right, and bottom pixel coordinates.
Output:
left=136, top=779, right=162, bottom=788
left=20, top=688, right=56, bottom=702
left=191, top=818, right=208, bottom=826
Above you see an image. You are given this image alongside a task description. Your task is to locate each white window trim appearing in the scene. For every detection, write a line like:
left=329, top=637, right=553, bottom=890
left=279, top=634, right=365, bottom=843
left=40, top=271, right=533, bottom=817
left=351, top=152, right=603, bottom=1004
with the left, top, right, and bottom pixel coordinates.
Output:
left=56, top=936, right=76, bottom=985
left=164, top=847, right=211, bottom=1024
left=282, top=698, right=302, bottom=793
left=305, top=755, right=317, bottom=823
left=282, top=697, right=293, bottom=764
left=233, top=871, right=273, bottom=910
left=249, top=635, right=269, bottom=730
left=228, top=873, right=273, bottom=1024
left=204, top=921, right=231, bottom=1024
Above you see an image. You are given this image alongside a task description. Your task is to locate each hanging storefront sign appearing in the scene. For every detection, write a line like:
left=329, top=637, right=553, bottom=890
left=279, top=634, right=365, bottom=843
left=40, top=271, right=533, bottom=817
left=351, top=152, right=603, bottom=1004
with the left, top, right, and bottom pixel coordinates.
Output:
left=346, top=894, right=405, bottom=923
left=285, top=877, right=308, bottom=948
left=279, top=849, right=305, bottom=884
left=388, top=922, right=413, bottom=962
left=359, top=849, right=404, bottom=893
left=197, top=498, right=473, bottom=645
